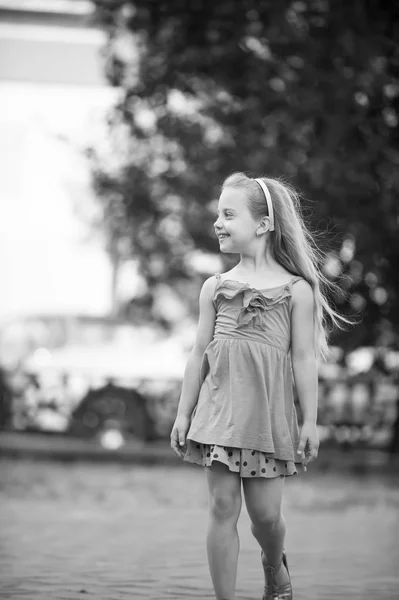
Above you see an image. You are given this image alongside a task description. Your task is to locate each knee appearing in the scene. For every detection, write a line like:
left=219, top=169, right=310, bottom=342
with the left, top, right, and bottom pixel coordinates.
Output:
left=209, top=492, right=241, bottom=523
left=251, top=509, right=283, bottom=530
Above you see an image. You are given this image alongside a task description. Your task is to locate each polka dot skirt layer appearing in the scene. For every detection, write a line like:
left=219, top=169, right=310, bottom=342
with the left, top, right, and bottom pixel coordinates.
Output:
left=184, top=440, right=306, bottom=478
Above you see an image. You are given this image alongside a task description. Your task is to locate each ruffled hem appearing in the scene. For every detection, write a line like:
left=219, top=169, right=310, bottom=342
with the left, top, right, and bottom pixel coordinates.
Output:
left=213, top=278, right=292, bottom=328
left=184, top=440, right=306, bottom=478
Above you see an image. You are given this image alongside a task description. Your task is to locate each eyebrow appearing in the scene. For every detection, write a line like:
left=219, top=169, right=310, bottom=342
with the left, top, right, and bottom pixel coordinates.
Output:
left=216, top=207, right=236, bottom=214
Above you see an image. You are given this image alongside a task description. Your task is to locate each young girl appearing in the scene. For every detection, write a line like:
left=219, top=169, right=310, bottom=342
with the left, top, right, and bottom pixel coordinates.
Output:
left=170, top=172, right=348, bottom=600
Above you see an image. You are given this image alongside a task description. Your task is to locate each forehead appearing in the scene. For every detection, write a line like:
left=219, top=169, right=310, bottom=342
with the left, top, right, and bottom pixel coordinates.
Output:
left=217, top=187, right=249, bottom=212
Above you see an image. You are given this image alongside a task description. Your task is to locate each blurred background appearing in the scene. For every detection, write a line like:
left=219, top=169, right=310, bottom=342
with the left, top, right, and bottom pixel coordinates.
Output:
left=0, top=1, right=398, bottom=599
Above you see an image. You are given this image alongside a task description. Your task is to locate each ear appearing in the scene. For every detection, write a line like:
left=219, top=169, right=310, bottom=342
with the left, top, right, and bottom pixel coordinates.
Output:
left=257, top=217, right=272, bottom=234
left=264, top=217, right=272, bottom=231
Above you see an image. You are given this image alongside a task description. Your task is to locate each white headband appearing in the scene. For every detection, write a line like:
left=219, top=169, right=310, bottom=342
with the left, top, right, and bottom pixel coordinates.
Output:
left=254, top=178, right=275, bottom=231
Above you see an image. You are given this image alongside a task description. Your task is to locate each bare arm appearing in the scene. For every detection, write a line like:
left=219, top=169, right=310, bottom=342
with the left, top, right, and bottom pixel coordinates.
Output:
left=170, top=276, right=217, bottom=456
left=290, top=279, right=319, bottom=464
left=175, top=276, right=217, bottom=418
left=290, top=280, right=318, bottom=422
left=176, top=275, right=217, bottom=418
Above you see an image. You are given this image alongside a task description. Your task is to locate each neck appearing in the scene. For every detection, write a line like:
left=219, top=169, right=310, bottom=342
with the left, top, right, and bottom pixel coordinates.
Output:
left=237, top=244, right=279, bottom=273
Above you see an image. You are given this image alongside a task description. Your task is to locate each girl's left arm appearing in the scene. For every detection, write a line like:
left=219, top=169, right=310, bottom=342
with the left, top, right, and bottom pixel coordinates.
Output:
left=290, top=280, right=320, bottom=465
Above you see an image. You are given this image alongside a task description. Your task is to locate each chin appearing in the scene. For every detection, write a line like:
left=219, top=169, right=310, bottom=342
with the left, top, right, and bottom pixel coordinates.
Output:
left=219, top=239, right=237, bottom=254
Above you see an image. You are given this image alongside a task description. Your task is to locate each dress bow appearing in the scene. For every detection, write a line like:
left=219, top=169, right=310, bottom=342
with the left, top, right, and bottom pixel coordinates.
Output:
left=213, top=280, right=291, bottom=328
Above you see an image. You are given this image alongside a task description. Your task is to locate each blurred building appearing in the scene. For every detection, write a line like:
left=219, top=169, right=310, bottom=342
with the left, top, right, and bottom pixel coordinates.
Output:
left=0, top=0, right=124, bottom=317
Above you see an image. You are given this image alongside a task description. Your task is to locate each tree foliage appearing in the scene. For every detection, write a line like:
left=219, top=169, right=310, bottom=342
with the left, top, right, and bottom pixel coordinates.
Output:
left=90, top=0, right=399, bottom=349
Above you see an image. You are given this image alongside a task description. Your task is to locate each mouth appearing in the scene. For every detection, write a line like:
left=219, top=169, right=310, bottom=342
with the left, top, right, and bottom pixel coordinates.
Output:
left=218, top=234, right=230, bottom=241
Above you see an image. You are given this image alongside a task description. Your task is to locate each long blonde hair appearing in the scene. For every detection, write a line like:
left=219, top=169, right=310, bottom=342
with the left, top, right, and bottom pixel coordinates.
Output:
left=221, top=172, right=351, bottom=361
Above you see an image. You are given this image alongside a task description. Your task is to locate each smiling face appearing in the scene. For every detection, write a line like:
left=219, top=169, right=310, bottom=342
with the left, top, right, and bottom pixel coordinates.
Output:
left=214, top=187, right=261, bottom=253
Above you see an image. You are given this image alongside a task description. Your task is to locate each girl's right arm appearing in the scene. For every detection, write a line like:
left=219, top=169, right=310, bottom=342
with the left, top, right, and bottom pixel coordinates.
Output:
left=170, top=276, right=217, bottom=456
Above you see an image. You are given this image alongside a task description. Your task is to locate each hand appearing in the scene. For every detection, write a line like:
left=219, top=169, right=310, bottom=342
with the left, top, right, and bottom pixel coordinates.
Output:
left=297, top=421, right=319, bottom=467
left=170, top=415, right=190, bottom=458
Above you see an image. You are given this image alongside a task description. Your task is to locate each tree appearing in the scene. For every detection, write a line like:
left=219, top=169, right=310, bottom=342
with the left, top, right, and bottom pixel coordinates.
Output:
left=90, top=0, right=399, bottom=349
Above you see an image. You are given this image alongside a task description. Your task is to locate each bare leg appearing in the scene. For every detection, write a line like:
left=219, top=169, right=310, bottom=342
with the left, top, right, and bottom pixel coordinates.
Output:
left=243, top=476, right=290, bottom=587
left=205, top=461, right=242, bottom=600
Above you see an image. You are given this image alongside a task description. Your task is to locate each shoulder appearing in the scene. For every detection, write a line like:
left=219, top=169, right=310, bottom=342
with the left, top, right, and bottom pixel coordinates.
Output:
left=199, top=275, right=220, bottom=302
left=291, top=278, right=314, bottom=309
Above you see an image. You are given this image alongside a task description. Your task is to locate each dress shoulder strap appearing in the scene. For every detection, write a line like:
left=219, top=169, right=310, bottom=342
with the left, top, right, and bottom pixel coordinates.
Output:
left=290, top=276, right=304, bottom=285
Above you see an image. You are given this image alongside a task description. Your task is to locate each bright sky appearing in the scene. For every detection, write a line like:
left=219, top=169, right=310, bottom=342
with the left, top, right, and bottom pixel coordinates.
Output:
left=0, top=81, right=120, bottom=316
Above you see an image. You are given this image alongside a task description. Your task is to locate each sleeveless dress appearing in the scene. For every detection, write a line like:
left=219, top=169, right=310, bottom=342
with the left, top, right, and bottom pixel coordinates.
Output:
left=183, top=273, right=306, bottom=478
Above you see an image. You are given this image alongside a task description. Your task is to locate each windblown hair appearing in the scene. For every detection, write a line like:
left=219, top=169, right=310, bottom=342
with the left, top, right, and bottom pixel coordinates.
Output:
left=221, top=172, right=351, bottom=361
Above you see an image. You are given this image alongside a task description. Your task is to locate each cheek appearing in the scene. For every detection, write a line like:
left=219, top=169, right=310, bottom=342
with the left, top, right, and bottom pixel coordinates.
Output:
left=235, top=223, right=253, bottom=237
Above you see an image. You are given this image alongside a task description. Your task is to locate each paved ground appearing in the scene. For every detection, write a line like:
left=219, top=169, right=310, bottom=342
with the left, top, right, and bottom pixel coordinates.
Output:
left=1, top=456, right=399, bottom=600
